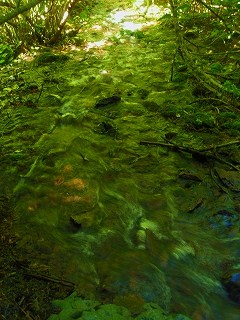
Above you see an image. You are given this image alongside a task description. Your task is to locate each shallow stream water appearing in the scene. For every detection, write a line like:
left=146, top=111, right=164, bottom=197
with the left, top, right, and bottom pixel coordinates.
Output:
left=3, top=0, right=240, bottom=319
left=13, top=111, right=240, bottom=319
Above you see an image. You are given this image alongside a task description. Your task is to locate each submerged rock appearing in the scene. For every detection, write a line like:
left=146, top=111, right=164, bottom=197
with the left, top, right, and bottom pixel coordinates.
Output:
left=223, top=272, right=240, bottom=304
left=95, top=95, right=121, bottom=108
left=215, top=168, right=240, bottom=192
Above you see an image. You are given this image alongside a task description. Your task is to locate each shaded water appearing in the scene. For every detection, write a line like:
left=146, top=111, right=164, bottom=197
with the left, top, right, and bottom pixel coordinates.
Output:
left=13, top=117, right=240, bottom=319
left=5, top=0, right=239, bottom=318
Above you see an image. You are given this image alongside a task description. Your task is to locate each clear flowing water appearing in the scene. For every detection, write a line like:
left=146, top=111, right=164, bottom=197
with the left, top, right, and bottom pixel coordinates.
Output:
left=13, top=118, right=240, bottom=319
left=8, top=1, right=240, bottom=318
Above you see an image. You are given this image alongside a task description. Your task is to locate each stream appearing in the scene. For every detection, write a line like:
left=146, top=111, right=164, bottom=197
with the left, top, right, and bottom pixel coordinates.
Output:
left=1, top=0, right=240, bottom=319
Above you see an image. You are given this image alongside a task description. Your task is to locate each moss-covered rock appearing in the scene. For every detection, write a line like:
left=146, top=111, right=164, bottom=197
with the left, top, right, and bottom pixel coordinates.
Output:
left=34, top=52, right=69, bottom=65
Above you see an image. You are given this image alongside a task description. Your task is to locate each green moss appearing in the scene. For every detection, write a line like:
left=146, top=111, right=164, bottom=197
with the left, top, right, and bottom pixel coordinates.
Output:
left=0, top=44, right=14, bottom=65
left=218, top=112, right=240, bottom=132
left=225, top=120, right=240, bottom=131
left=188, top=112, right=215, bottom=128
left=161, top=105, right=183, bottom=119
left=34, top=52, right=69, bottom=65
left=226, top=129, right=240, bottom=136
left=218, top=112, right=237, bottom=120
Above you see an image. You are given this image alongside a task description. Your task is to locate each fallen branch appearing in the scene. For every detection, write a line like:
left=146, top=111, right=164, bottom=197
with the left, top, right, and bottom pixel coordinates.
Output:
left=139, top=140, right=240, bottom=171
left=189, top=97, right=231, bottom=106
left=210, top=167, right=229, bottom=194
left=24, top=271, right=74, bottom=288
left=199, top=140, right=240, bottom=152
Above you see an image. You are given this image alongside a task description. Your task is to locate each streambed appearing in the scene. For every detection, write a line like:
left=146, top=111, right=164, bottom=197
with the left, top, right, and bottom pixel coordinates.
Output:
left=1, top=0, right=240, bottom=319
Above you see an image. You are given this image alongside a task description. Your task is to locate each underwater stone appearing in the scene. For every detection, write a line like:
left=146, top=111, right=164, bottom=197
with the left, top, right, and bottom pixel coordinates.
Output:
left=142, top=100, right=161, bottom=112
left=95, top=95, right=121, bottom=108
left=223, top=272, right=240, bottom=304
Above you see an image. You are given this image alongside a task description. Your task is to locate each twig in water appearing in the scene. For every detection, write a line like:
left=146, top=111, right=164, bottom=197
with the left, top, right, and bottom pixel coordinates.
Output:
left=139, top=140, right=239, bottom=171
left=24, top=271, right=75, bottom=288
left=199, top=140, right=240, bottom=152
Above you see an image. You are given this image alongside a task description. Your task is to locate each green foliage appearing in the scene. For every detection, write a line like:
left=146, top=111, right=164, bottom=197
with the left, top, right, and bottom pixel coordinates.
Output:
left=134, top=30, right=145, bottom=39
left=71, top=5, right=90, bottom=25
left=0, top=0, right=94, bottom=53
left=177, top=3, right=191, bottom=13
left=120, top=29, right=144, bottom=39
left=172, top=0, right=240, bottom=107
left=78, top=6, right=90, bottom=20
left=209, top=28, right=228, bottom=42
left=48, top=292, right=192, bottom=320
left=215, top=0, right=240, bottom=8
left=0, top=44, right=14, bottom=65
left=108, top=29, right=144, bottom=44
